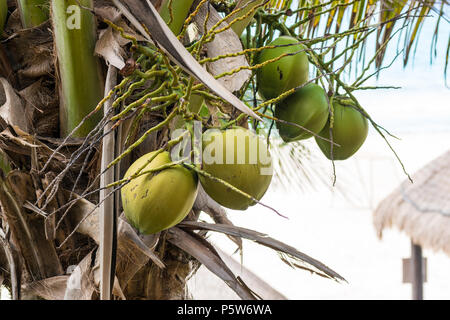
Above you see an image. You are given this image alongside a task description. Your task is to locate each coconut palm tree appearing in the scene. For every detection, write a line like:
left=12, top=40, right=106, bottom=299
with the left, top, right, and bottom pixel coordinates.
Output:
left=0, top=0, right=447, bottom=300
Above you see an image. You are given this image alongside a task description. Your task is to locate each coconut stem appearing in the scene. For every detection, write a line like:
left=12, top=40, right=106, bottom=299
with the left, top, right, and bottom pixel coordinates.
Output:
left=17, top=0, right=49, bottom=28
left=159, top=0, right=195, bottom=35
left=51, top=0, right=104, bottom=137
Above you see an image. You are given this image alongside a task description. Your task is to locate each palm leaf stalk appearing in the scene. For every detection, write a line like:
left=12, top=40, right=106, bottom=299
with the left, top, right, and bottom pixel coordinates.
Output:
left=17, top=0, right=49, bottom=28
left=159, top=0, right=196, bottom=35
left=159, top=0, right=205, bottom=126
left=0, top=0, right=7, bottom=35
left=99, top=66, right=117, bottom=301
left=51, top=0, right=104, bottom=137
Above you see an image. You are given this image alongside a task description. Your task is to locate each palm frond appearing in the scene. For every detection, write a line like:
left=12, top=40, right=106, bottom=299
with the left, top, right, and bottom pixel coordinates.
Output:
left=259, top=0, right=449, bottom=73
left=270, top=139, right=334, bottom=194
left=179, top=221, right=346, bottom=282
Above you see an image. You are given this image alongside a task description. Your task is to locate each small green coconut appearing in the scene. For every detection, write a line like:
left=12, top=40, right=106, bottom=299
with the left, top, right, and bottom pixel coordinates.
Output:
left=275, top=83, right=329, bottom=142
left=315, top=100, right=369, bottom=160
left=256, top=36, right=309, bottom=100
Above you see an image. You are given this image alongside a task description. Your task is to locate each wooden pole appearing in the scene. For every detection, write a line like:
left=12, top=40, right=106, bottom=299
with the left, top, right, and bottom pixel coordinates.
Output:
left=411, top=240, right=424, bottom=300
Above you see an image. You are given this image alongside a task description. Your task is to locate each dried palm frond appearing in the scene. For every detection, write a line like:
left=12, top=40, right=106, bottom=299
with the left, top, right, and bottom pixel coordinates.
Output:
left=179, top=221, right=346, bottom=282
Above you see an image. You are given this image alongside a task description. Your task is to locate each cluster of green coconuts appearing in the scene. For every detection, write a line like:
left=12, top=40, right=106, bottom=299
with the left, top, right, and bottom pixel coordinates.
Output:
left=256, top=36, right=369, bottom=159
left=121, top=128, right=272, bottom=235
left=121, top=35, right=369, bottom=235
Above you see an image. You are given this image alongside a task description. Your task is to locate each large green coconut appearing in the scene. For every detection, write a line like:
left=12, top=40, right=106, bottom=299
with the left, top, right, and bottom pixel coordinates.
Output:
left=275, top=83, right=329, bottom=142
left=121, top=151, right=198, bottom=234
left=200, top=127, right=273, bottom=210
left=315, top=100, right=369, bottom=160
left=255, top=36, right=309, bottom=100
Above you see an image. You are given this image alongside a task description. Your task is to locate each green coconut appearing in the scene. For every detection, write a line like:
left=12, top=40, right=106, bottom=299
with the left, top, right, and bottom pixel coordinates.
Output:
left=315, top=100, right=369, bottom=160
left=255, top=36, right=309, bottom=100
left=200, top=127, right=273, bottom=210
left=121, top=151, right=198, bottom=234
left=275, top=83, right=329, bottom=142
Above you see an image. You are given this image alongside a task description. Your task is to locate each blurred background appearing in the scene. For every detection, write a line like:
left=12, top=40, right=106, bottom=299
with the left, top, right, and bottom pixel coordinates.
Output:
left=187, top=13, right=450, bottom=300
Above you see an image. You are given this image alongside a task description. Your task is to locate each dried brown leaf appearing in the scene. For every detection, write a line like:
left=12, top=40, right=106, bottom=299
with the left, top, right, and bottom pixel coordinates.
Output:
left=0, top=77, right=28, bottom=131
left=24, top=276, right=69, bottom=300
left=64, top=250, right=96, bottom=300
left=94, top=7, right=147, bottom=69
left=0, top=171, right=63, bottom=280
left=193, top=3, right=252, bottom=92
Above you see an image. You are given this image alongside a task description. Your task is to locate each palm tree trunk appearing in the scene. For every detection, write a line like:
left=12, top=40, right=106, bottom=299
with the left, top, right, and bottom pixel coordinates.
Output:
left=124, top=241, right=195, bottom=300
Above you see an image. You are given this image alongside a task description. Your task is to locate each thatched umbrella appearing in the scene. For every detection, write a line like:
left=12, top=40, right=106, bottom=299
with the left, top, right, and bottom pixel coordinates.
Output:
left=373, top=149, right=450, bottom=299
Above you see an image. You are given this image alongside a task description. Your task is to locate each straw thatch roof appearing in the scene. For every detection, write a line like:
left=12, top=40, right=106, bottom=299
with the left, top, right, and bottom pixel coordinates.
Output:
left=373, top=150, right=450, bottom=256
